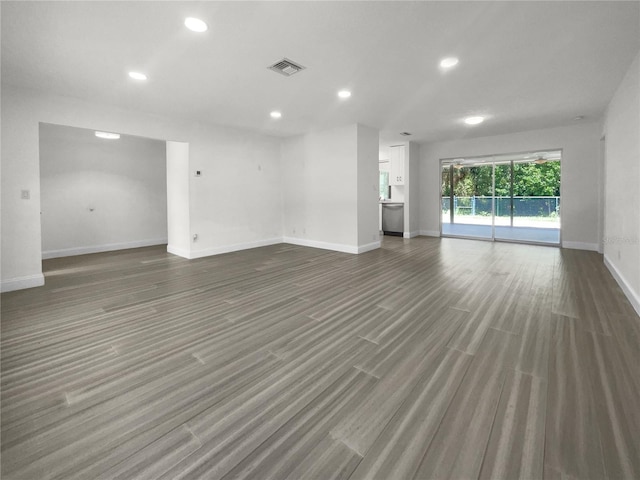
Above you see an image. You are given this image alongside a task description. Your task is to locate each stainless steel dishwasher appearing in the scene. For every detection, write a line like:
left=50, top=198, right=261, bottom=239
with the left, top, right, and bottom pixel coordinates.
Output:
left=382, top=203, right=404, bottom=236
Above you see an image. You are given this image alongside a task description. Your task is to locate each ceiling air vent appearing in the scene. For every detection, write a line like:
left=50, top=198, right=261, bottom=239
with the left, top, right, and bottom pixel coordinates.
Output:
left=400, top=132, right=412, bottom=136
left=268, top=58, right=306, bottom=77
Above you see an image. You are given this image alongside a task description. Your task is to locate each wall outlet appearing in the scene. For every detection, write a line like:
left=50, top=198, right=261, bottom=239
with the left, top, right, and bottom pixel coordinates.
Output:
left=21, top=190, right=30, bottom=200
left=195, top=171, right=201, bottom=177
left=193, top=233, right=198, bottom=242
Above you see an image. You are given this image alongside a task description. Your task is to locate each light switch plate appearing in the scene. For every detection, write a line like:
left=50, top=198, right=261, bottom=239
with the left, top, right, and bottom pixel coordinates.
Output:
left=21, top=190, right=30, bottom=200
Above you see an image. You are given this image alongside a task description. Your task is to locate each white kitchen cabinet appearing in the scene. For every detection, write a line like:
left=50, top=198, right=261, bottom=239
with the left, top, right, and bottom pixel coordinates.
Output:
left=389, top=145, right=405, bottom=185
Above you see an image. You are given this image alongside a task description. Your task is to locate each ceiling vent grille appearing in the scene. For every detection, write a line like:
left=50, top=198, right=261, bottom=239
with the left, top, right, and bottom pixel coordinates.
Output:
left=400, top=132, right=412, bottom=136
left=268, top=58, right=306, bottom=77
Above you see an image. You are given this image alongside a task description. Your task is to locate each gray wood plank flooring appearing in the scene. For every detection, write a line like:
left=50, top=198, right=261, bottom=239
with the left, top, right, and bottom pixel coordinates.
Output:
left=2, top=236, right=639, bottom=479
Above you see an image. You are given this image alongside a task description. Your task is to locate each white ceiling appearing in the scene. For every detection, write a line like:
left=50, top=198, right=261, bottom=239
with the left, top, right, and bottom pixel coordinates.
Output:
left=2, top=1, right=639, bottom=145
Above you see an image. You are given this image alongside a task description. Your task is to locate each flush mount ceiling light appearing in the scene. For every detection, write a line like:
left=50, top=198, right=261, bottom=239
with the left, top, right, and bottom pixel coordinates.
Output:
left=128, top=71, right=147, bottom=81
left=464, top=115, right=485, bottom=125
left=95, top=131, right=120, bottom=140
left=184, top=17, right=207, bottom=32
left=270, top=111, right=282, bottom=119
left=439, top=57, right=459, bottom=69
left=338, top=90, right=351, bottom=99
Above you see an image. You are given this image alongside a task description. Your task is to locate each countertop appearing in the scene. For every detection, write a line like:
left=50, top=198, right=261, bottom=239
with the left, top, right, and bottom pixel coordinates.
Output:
left=379, top=201, right=404, bottom=205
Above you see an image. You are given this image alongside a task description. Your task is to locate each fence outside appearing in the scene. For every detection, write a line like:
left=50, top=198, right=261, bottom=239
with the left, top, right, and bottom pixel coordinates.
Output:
left=441, top=196, right=560, bottom=218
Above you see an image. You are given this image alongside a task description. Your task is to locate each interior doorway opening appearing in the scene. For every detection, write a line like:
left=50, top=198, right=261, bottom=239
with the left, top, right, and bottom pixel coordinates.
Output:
left=38, top=123, right=169, bottom=260
left=441, top=150, right=561, bottom=245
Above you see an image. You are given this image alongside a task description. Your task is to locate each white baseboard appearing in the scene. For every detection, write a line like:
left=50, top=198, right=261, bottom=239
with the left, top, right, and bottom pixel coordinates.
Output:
left=167, top=244, right=191, bottom=259
left=357, top=241, right=381, bottom=253
left=562, top=241, right=599, bottom=251
left=283, top=237, right=363, bottom=254
left=604, top=254, right=640, bottom=317
left=1, top=273, right=45, bottom=293
left=419, top=230, right=441, bottom=237
left=42, top=238, right=168, bottom=259
left=188, top=237, right=283, bottom=259
left=403, top=231, right=420, bottom=239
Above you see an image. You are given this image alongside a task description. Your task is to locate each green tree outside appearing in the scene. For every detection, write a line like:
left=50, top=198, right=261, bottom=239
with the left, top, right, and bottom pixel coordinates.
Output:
left=441, top=161, right=560, bottom=197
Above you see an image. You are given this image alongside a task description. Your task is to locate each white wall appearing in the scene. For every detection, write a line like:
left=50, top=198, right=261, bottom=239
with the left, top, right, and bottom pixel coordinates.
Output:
left=1, top=84, right=283, bottom=291
left=282, top=123, right=380, bottom=254
left=407, top=141, right=420, bottom=237
left=603, top=51, right=640, bottom=315
left=357, top=124, right=380, bottom=248
left=188, top=123, right=283, bottom=259
left=166, top=141, right=190, bottom=257
left=418, top=122, right=602, bottom=249
left=39, top=124, right=167, bottom=258
left=281, top=124, right=358, bottom=252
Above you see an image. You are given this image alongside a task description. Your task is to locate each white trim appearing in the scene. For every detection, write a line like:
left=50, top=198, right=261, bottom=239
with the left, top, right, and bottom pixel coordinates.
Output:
left=403, top=231, right=420, bottom=239
left=189, top=237, right=283, bottom=259
left=42, top=238, right=168, bottom=259
left=283, top=237, right=360, bottom=254
left=419, top=230, right=441, bottom=237
left=561, top=241, right=599, bottom=251
left=1, top=273, right=45, bottom=293
left=167, top=244, right=191, bottom=259
left=357, top=241, right=381, bottom=253
left=604, top=254, right=640, bottom=317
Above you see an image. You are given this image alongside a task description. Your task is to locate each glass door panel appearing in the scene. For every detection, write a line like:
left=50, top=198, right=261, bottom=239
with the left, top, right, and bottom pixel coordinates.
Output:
left=510, top=159, right=561, bottom=244
left=493, top=163, right=511, bottom=229
left=441, top=165, right=451, bottom=227
left=445, top=163, right=493, bottom=239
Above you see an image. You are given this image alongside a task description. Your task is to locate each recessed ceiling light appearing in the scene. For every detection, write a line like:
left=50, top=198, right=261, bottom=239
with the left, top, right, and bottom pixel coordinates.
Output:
left=338, top=90, right=351, bottom=99
left=128, top=71, right=147, bottom=81
left=464, top=116, right=485, bottom=125
left=95, top=131, right=120, bottom=140
left=270, top=111, right=282, bottom=119
left=574, top=115, right=584, bottom=121
left=184, top=17, right=208, bottom=33
left=440, top=57, right=459, bottom=69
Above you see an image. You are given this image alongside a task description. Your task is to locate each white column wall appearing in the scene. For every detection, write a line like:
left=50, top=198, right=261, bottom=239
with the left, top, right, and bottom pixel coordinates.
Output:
left=603, top=51, right=640, bottom=315
left=357, top=124, right=381, bottom=251
left=166, top=141, right=191, bottom=257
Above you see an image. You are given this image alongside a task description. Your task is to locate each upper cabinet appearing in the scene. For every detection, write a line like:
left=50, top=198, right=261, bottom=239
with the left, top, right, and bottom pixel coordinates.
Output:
left=389, top=145, right=405, bottom=185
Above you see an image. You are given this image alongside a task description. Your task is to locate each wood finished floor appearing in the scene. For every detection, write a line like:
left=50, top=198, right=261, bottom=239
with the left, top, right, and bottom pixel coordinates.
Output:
left=1, top=237, right=639, bottom=480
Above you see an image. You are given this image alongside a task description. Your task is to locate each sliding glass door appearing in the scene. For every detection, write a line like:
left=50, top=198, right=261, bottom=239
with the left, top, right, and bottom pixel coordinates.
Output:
left=441, top=150, right=561, bottom=245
